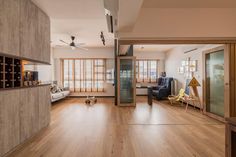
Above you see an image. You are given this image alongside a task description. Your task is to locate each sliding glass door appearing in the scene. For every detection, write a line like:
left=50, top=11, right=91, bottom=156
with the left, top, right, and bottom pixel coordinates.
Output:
left=205, top=48, right=225, bottom=117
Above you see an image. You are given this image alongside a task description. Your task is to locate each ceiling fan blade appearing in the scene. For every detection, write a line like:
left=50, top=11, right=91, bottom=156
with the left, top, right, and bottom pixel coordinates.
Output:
left=60, top=40, right=69, bottom=45
left=55, top=45, right=66, bottom=47
left=75, top=46, right=88, bottom=51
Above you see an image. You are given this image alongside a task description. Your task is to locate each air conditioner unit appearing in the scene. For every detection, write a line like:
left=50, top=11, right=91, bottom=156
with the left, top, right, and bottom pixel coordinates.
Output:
left=106, top=14, right=113, bottom=33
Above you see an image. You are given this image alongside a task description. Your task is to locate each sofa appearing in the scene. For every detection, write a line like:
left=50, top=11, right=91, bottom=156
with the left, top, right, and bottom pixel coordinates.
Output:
left=50, top=85, right=70, bottom=102
left=151, top=77, right=173, bottom=100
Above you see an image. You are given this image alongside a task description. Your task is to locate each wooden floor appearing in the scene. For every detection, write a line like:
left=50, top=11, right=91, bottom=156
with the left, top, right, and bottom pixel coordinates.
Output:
left=8, top=97, right=225, bottom=157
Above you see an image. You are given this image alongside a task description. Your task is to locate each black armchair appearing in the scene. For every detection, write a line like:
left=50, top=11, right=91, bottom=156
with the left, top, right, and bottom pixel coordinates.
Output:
left=151, top=77, right=173, bottom=100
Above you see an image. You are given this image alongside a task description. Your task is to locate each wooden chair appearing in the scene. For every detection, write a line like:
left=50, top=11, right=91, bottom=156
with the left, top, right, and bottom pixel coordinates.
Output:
left=168, top=88, right=185, bottom=105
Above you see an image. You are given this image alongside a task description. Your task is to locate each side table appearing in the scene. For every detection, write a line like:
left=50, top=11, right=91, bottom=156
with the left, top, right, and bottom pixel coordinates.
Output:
left=147, top=86, right=152, bottom=105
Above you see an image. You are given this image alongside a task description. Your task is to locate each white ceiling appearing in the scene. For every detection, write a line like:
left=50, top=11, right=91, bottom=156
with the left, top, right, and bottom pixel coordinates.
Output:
left=134, top=44, right=210, bottom=52
left=117, top=0, right=236, bottom=39
left=32, top=0, right=114, bottom=48
left=134, top=45, right=178, bottom=52
left=142, top=0, right=236, bottom=8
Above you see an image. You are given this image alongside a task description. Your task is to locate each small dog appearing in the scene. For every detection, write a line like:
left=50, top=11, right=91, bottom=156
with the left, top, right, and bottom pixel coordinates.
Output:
left=85, top=96, right=97, bottom=105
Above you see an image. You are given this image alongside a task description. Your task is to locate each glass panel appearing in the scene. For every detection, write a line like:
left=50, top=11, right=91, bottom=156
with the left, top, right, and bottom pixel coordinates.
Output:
left=75, top=60, right=81, bottom=92
left=150, top=61, right=157, bottom=82
left=136, top=60, right=158, bottom=83
left=95, top=59, right=103, bottom=66
left=143, top=61, right=148, bottom=82
left=95, top=67, right=104, bottom=73
left=68, top=60, right=74, bottom=91
left=119, top=59, right=135, bottom=104
left=75, top=81, right=80, bottom=91
left=139, top=61, right=144, bottom=81
left=63, top=59, right=105, bottom=92
left=63, top=60, right=69, bottom=87
left=206, top=50, right=224, bottom=117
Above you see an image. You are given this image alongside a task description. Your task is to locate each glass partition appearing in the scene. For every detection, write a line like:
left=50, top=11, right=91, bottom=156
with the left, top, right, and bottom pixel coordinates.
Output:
left=206, top=49, right=224, bottom=117
left=118, top=57, right=136, bottom=106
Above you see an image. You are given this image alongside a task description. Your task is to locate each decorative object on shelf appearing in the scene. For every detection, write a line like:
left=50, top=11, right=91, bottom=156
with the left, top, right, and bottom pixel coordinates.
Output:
left=178, top=57, right=197, bottom=79
left=23, top=70, right=38, bottom=86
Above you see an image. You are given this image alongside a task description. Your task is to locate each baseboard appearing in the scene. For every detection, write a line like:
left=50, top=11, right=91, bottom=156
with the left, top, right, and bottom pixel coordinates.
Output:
left=68, top=96, right=115, bottom=98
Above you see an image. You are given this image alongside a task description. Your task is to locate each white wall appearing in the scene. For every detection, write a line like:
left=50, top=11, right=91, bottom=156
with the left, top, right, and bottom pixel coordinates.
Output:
left=165, top=44, right=222, bottom=102
left=52, top=47, right=115, bottom=97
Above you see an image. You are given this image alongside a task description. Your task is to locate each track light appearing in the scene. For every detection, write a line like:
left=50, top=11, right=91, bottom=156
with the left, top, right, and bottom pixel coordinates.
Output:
left=100, top=31, right=105, bottom=46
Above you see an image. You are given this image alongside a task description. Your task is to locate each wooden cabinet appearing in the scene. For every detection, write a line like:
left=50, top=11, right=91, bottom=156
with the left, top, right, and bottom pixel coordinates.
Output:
left=226, top=118, right=236, bottom=157
left=0, top=0, right=50, bottom=63
left=19, top=0, right=50, bottom=63
left=0, top=86, right=51, bottom=156
left=38, top=86, right=51, bottom=129
left=37, top=9, right=51, bottom=63
left=0, top=90, right=20, bottom=157
left=19, top=0, right=38, bottom=61
left=0, top=0, right=20, bottom=56
left=19, top=88, right=39, bottom=142
left=19, top=86, right=51, bottom=143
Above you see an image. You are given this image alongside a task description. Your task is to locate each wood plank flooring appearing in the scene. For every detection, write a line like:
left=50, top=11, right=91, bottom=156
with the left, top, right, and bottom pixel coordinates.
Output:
left=8, top=97, right=225, bottom=157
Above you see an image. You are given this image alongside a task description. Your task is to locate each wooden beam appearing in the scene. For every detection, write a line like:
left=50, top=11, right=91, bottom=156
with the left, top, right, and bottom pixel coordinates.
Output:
left=118, top=37, right=236, bottom=45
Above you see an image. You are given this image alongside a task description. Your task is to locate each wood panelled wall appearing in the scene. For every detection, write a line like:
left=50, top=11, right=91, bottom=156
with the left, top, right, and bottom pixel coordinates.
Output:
left=0, top=86, right=51, bottom=156
left=0, top=0, right=50, bottom=63
left=0, top=0, right=20, bottom=56
left=0, top=0, right=51, bottom=156
left=227, top=44, right=236, bottom=117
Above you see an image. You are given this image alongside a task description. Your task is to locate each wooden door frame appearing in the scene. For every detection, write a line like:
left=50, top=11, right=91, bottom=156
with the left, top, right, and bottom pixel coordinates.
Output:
left=117, top=38, right=236, bottom=118
left=202, top=46, right=229, bottom=122
left=117, top=56, right=136, bottom=107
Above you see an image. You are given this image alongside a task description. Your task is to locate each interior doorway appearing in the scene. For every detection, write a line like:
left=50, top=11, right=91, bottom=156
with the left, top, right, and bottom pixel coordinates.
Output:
left=116, top=40, right=236, bottom=119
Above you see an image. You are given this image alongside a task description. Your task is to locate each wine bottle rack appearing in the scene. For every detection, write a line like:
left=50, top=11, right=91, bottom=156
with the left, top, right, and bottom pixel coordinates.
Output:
left=0, top=56, right=4, bottom=88
left=0, top=55, right=22, bottom=89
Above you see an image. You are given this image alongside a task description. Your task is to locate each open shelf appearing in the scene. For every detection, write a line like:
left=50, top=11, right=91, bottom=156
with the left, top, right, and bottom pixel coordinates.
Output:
left=14, top=59, right=21, bottom=87
left=0, top=56, right=3, bottom=88
left=0, top=56, right=22, bottom=89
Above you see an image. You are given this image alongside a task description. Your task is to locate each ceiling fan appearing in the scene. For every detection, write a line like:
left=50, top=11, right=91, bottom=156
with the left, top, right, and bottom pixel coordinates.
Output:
left=59, top=36, right=88, bottom=50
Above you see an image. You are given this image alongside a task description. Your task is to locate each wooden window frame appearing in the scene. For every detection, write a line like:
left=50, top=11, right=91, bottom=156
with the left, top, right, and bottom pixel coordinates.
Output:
left=136, top=59, right=158, bottom=83
left=61, top=58, right=106, bottom=92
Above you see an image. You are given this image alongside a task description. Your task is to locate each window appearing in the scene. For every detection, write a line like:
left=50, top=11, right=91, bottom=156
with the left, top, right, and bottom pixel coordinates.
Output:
left=62, top=59, right=105, bottom=92
left=136, top=60, right=158, bottom=83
